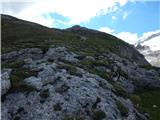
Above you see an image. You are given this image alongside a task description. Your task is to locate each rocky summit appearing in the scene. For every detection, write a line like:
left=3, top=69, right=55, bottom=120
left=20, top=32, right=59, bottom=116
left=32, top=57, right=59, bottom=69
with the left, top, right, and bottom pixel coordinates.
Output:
left=1, top=14, right=160, bottom=120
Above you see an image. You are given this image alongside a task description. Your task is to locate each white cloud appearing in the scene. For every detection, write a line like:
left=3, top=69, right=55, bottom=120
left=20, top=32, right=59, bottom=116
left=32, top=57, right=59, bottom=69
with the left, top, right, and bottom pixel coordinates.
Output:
left=122, top=12, right=128, bottom=20
left=116, top=30, right=160, bottom=48
left=99, top=27, right=115, bottom=34
left=99, top=26, right=139, bottom=44
left=139, top=30, right=160, bottom=51
left=117, top=0, right=128, bottom=6
left=99, top=26, right=160, bottom=51
left=115, top=32, right=139, bottom=44
left=1, top=0, right=129, bottom=27
left=112, top=16, right=116, bottom=20
left=141, top=35, right=160, bottom=51
left=140, top=30, right=160, bottom=40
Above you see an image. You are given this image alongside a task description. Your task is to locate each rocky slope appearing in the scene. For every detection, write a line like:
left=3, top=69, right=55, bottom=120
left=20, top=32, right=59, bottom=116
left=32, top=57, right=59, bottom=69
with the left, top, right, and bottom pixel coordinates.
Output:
left=1, top=14, right=160, bottom=120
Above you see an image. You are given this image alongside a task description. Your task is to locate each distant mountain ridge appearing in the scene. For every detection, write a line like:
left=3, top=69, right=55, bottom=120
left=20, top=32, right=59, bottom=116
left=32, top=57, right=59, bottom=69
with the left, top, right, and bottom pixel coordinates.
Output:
left=136, top=32, right=160, bottom=67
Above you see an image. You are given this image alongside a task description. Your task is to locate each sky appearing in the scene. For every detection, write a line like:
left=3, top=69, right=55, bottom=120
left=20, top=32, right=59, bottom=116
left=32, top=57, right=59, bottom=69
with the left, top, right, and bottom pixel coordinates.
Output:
left=1, top=0, right=160, bottom=46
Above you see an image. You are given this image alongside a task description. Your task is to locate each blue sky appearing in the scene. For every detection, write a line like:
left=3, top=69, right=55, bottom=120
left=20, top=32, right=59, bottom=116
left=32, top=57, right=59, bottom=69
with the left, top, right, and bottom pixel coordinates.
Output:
left=53, top=1, right=159, bottom=36
left=1, top=0, right=160, bottom=44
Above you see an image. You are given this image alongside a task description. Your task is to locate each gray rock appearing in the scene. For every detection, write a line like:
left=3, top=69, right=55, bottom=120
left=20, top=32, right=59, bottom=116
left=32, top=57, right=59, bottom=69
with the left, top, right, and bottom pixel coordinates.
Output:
left=1, top=69, right=12, bottom=95
left=1, top=51, right=18, bottom=62
left=44, top=47, right=78, bottom=63
left=94, top=66, right=111, bottom=73
left=1, top=46, right=155, bottom=120
left=24, top=76, right=42, bottom=90
left=1, top=60, right=137, bottom=120
left=85, top=56, right=95, bottom=61
left=1, top=48, right=43, bottom=62
left=121, top=80, right=135, bottom=93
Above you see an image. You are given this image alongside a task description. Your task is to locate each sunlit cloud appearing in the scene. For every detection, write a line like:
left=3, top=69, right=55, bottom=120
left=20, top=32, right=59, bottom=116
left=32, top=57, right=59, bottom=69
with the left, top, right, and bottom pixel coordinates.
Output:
left=112, top=16, right=116, bottom=20
left=99, top=26, right=160, bottom=49
left=1, top=0, right=130, bottom=27
left=99, top=26, right=115, bottom=34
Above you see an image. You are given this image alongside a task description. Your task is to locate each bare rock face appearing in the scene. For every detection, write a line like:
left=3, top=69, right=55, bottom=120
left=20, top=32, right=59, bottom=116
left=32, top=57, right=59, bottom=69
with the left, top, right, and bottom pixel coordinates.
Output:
left=44, top=47, right=79, bottom=63
left=2, top=47, right=160, bottom=120
left=1, top=68, right=12, bottom=95
left=1, top=60, right=135, bottom=120
left=1, top=48, right=43, bottom=62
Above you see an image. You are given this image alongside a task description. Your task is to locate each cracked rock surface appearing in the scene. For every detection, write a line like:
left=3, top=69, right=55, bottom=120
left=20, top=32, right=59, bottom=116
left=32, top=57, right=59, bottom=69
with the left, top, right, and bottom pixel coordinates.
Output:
left=2, top=47, right=159, bottom=120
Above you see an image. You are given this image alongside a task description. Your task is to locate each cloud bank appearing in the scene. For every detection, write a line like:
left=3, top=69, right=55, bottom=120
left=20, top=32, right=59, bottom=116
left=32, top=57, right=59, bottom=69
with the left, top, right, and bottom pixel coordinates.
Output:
left=1, top=0, right=130, bottom=27
left=99, top=26, right=160, bottom=50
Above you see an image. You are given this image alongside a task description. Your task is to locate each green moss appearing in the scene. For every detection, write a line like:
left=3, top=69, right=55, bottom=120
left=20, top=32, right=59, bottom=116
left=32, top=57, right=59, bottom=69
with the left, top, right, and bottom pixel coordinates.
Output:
left=92, top=60, right=112, bottom=69
left=116, top=101, right=128, bottom=117
left=117, top=68, right=129, bottom=79
left=91, top=109, right=106, bottom=120
left=1, top=61, right=24, bottom=69
left=6, top=61, right=38, bottom=92
left=79, top=60, right=112, bottom=81
left=10, top=68, right=37, bottom=90
left=113, top=83, right=128, bottom=98
left=130, top=94, right=141, bottom=105
left=58, top=64, right=77, bottom=75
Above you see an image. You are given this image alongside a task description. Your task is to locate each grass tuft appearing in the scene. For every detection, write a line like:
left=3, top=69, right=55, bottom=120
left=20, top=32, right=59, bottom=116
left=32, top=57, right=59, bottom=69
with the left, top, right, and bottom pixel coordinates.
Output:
left=116, top=101, right=128, bottom=117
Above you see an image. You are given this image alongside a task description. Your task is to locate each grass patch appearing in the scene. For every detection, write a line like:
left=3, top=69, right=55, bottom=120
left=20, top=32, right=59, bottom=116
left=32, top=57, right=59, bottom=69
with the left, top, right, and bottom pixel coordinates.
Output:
left=58, top=63, right=77, bottom=75
left=116, top=101, right=128, bottom=117
left=113, top=83, right=128, bottom=98
left=1, top=61, right=24, bottom=69
left=2, top=61, right=38, bottom=92
left=79, top=59, right=113, bottom=81
left=130, top=88, right=160, bottom=120
left=130, top=94, right=141, bottom=106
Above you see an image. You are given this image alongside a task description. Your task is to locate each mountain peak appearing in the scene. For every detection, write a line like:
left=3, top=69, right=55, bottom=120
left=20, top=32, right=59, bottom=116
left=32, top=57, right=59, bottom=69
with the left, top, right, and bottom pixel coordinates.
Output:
left=66, top=25, right=88, bottom=31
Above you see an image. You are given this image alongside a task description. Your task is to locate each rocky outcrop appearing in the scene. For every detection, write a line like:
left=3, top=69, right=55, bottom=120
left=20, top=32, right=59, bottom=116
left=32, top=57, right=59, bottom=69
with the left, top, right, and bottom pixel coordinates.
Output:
left=2, top=47, right=159, bottom=120
left=1, top=48, right=43, bottom=62
left=44, top=47, right=79, bottom=63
